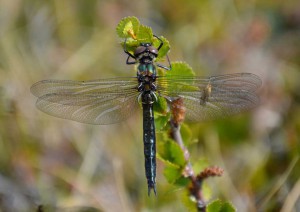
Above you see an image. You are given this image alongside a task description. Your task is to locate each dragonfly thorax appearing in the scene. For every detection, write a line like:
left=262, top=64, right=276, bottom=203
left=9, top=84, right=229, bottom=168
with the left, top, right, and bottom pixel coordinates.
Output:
left=137, top=75, right=156, bottom=92
left=138, top=64, right=156, bottom=77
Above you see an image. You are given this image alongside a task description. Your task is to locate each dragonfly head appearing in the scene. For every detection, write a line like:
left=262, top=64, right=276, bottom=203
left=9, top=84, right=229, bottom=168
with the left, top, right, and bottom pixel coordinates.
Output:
left=134, top=43, right=158, bottom=62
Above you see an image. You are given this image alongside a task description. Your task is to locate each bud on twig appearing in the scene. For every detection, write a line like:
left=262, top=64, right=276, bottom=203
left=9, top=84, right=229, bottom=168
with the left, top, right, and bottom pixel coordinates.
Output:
left=170, top=98, right=186, bottom=127
left=197, top=166, right=224, bottom=180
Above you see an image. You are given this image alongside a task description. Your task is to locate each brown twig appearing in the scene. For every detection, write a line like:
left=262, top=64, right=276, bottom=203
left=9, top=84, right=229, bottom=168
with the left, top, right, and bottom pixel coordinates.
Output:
left=169, top=98, right=224, bottom=211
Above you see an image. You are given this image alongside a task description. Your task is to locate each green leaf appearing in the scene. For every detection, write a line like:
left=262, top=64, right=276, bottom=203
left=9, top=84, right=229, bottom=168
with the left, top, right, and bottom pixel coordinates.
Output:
left=207, top=200, right=236, bottom=212
left=167, top=61, right=195, bottom=77
left=154, top=113, right=170, bottom=131
left=116, top=16, right=140, bottom=38
left=162, top=165, right=190, bottom=186
left=207, top=200, right=222, bottom=212
left=191, top=159, right=210, bottom=174
left=156, top=128, right=169, bottom=143
left=161, top=62, right=198, bottom=95
left=153, top=96, right=168, bottom=114
left=181, top=189, right=198, bottom=212
left=180, top=123, right=193, bottom=146
left=221, top=202, right=236, bottom=212
left=120, top=40, right=139, bottom=56
left=116, top=17, right=140, bottom=55
left=158, top=139, right=186, bottom=167
left=116, top=16, right=171, bottom=62
left=163, top=163, right=183, bottom=184
left=123, top=21, right=134, bottom=35
left=136, top=25, right=153, bottom=42
left=173, top=176, right=190, bottom=186
left=153, top=36, right=171, bottom=60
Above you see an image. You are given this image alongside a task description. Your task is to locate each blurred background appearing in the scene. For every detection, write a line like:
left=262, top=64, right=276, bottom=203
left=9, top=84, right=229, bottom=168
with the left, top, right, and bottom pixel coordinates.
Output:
left=0, top=0, right=299, bottom=211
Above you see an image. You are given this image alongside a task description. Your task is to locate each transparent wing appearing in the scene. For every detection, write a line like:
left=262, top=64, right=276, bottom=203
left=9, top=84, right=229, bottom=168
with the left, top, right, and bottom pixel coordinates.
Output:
left=156, top=73, right=261, bottom=122
left=31, top=77, right=140, bottom=124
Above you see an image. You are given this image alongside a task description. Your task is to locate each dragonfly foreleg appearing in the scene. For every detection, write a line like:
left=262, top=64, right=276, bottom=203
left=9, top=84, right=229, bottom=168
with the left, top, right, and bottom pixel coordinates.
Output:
left=124, top=38, right=136, bottom=65
left=156, top=54, right=172, bottom=70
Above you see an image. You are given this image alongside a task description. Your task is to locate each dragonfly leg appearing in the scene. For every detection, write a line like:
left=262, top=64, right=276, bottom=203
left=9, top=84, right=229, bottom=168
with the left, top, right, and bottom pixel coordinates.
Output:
left=137, top=82, right=144, bottom=92
left=156, top=54, right=172, bottom=70
left=153, top=35, right=172, bottom=70
left=154, top=35, right=164, bottom=51
left=124, top=38, right=136, bottom=65
left=126, top=55, right=136, bottom=65
left=150, top=82, right=157, bottom=91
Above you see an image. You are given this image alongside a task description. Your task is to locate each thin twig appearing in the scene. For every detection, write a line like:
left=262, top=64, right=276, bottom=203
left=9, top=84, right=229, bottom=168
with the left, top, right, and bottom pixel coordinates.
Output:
left=170, top=118, right=206, bottom=212
left=169, top=98, right=223, bottom=211
left=169, top=119, right=194, bottom=177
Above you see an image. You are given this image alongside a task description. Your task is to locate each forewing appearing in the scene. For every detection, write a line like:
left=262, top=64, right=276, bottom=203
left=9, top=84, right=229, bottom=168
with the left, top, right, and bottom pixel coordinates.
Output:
left=31, top=77, right=140, bottom=124
left=157, top=73, right=261, bottom=122
left=31, top=77, right=138, bottom=97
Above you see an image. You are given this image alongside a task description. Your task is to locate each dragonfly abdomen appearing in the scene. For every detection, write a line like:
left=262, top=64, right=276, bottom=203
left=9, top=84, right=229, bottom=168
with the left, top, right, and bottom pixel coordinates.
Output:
left=142, top=91, right=157, bottom=195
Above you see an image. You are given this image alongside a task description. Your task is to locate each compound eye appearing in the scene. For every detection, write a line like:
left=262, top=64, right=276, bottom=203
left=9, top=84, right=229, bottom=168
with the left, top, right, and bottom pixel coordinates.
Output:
left=134, top=46, right=147, bottom=57
left=148, top=46, right=158, bottom=56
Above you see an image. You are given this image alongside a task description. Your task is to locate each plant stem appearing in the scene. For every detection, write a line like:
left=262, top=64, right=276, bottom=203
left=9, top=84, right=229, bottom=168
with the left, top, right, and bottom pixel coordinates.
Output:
left=169, top=119, right=206, bottom=212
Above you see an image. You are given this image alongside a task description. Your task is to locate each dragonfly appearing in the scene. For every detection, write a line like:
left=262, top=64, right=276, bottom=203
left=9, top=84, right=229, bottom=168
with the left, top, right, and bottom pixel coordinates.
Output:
left=30, top=35, right=261, bottom=195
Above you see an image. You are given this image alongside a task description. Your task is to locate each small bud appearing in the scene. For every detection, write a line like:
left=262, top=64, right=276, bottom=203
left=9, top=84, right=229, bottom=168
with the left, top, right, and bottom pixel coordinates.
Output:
left=197, top=166, right=224, bottom=180
left=127, top=28, right=137, bottom=39
left=171, top=98, right=186, bottom=126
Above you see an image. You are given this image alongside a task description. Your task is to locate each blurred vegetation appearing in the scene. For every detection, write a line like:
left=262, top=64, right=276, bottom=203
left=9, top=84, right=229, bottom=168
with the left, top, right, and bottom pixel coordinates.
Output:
left=0, top=0, right=300, bottom=211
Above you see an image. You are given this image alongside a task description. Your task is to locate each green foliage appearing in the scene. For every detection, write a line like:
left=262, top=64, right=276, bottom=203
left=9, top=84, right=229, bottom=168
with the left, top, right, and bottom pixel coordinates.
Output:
left=1, top=1, right=298, bottom=211
left=207, top=200, right=236, bottom=212
left=154, top=36, right=170, bottom=60
left=116, top=16, right=140, bottom=38
left=153, top=96, right=168, bottom=115
left=181, top=181, right=213, bottom=211
left=153, top=95, right=169, bottom=131
left=180, top=123, right=193, bottom=146
left=136, top=25, right=153, bottom=42
left=191, top=159, right=210, bottom=174
left=180, top=189, right=198, bottom=212
left=166, top=61, right=195, bottom=77
left=116, top=16, right=171, bottom=60
left=153, top=62, right=198, bottom=129
left=157, top=138, right=187, bottom=184
left=180, top=183, right=213, bottom=211
left=161, top=62, right=198, bottom=95
left=158, top=139, right=186, bottom=167
left=154, top=113, right=170, bottom=131
left=163, top=163, right=182, bottom=184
